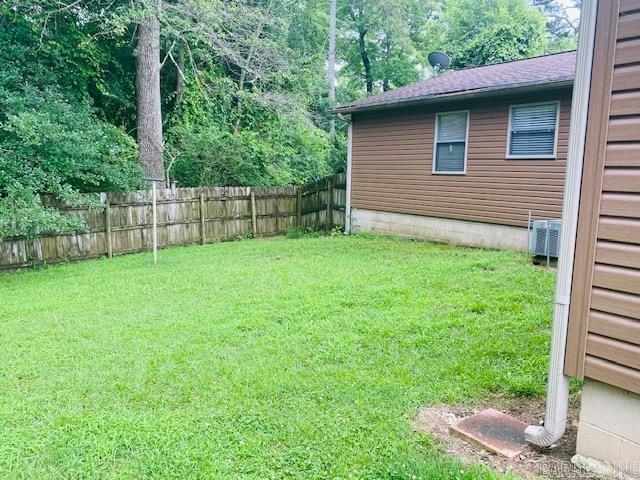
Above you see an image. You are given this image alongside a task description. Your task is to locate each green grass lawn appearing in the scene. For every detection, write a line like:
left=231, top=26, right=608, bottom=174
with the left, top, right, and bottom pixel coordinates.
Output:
left=0, top=234, right=556, bottom=479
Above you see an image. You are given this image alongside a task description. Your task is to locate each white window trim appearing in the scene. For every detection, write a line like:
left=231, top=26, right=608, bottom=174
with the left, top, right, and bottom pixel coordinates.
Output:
left=506, top=100, right=560, bottom=159
left=432, top=109, right=470, bottom=175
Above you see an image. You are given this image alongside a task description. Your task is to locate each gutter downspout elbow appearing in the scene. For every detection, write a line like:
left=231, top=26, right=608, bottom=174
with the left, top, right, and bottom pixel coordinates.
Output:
left=524, top=0, right=597, bottom=448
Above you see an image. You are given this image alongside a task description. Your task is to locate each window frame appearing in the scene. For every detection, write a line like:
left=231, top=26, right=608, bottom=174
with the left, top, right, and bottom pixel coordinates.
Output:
left=506, top=100, right=561, bottom=160
left=432, top=109, right=470, bottom=175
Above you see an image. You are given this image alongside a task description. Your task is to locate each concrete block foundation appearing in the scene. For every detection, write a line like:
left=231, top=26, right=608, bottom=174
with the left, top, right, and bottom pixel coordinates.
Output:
left=575, top=380, right=640, bottom=477
left=351, top=209, right=529, bottom=251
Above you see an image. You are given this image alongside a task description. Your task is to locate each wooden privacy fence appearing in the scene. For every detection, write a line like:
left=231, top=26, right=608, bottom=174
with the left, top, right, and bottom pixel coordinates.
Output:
left=0, top=173, right=346, bottom=270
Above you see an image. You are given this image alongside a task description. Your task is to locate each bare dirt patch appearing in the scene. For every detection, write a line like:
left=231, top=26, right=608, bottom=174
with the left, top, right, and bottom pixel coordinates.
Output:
left=412, top=395, right=600, bottom=479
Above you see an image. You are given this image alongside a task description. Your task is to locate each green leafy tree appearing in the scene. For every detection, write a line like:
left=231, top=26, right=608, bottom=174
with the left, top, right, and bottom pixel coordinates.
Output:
left=340, top=0, right=441, bottom=95
left=443, top=0, right=548, bottom=69
left=0, top=89, right=140, bottom=238
left=0, top=3, right=141, bottom=239
left=0, top=0, right=341, bottom=239
left=533, top=0, right=579, bottom=53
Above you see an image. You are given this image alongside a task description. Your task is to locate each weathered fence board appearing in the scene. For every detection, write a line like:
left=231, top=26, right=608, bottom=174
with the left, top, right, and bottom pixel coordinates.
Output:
left=0, top=173, right=346, bottom=270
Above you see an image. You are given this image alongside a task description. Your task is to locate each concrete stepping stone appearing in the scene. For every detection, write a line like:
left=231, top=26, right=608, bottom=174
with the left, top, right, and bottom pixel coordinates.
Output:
left=449, top=408, right=529, bottom=459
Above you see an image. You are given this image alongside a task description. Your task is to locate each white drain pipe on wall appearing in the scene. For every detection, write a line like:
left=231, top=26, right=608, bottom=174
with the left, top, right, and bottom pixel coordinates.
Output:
left=525, top=0, right=597, bottom=447
left=338, top=113, right=353, bottom=234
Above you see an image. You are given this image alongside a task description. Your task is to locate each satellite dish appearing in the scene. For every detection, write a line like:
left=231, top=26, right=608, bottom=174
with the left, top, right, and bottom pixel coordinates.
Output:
left=428, top=51, right=451, bottom=75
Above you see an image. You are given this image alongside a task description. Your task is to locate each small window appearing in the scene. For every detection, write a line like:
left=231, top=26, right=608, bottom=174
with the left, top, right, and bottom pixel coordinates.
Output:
left=507, top=102, right=559, bottom=158
left=433, top=111, right=468, bottom=174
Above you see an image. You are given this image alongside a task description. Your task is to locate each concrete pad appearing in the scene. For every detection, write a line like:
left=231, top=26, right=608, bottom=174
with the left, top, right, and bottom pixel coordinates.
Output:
left=449, top=408, right=529, bottom=459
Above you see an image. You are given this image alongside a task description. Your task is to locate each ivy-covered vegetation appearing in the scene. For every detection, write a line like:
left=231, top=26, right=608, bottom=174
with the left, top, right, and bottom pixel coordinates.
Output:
left=0, top=0, right=578, bottom=238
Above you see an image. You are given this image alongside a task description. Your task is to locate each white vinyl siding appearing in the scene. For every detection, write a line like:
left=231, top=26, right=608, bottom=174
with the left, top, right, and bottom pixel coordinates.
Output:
left=507, top=102, right=559, bottom=158
left=433, top=111, right=468, bottom=174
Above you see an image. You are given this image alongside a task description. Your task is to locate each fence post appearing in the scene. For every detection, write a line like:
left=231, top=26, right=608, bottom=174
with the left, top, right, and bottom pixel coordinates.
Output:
left=199, top=192, right=206, bottom=245
left=104, top=198, right=113, bottom=259
left=274, top=192, right=281, bottom=233
left=315, top=186, right=321, bottom=229
left=250, top=190, right=257, bottom=237
left=296, top=188, right=302, bottom=227
left=223, top=194, right=229, bottom=240
left=326, top=178, right=333, bottom=230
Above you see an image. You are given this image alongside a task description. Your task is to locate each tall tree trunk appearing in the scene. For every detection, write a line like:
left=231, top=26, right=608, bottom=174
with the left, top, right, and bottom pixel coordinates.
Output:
left=382, top=34, right=391, bottom=92
left=358, top=27, right=373, bottom=94
left=328, top=0, right=337, bottom=134
left=135, top=0, right=164, bottom=181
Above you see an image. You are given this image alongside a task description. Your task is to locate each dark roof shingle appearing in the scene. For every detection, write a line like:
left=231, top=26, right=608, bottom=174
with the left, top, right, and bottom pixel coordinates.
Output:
left=335, top=51, right=576, bottom=113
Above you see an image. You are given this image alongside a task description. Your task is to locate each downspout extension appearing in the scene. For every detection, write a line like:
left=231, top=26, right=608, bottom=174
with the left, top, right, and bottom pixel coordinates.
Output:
left=525, top=0, right=598, bottom=448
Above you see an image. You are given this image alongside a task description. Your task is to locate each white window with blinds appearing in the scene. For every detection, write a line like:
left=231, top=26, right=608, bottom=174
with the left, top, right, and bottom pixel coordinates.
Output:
left=507, top=101, right=559, bottom=159
left=433, top=110, right=469, bottom=174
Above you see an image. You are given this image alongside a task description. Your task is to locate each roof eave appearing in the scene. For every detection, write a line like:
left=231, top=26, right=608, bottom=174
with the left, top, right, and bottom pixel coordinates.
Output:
left=332, top=78, right=574, bottom=115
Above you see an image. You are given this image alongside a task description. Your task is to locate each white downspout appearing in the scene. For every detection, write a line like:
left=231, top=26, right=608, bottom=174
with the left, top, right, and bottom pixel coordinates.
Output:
left=343, top=115, right=353, bottom=234
left=525, top=0, right=598, bottom=447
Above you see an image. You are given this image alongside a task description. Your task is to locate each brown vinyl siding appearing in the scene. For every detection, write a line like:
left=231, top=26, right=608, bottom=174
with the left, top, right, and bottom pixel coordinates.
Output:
left=350, top=92, right=571, bottom=228
left=564, top=0, right=640, bottom=395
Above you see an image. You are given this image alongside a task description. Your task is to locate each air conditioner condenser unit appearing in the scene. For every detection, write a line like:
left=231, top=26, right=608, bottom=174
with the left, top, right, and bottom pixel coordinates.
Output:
left=530, top=219, right=562, bottom=258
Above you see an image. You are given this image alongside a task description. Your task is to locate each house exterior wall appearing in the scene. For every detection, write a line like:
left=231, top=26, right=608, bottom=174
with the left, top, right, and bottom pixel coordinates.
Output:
left=350, top=90, right=572, bottom=232
left=563, top=0, right=640, bottom=474
left=564, top=0, right=640, bottom=393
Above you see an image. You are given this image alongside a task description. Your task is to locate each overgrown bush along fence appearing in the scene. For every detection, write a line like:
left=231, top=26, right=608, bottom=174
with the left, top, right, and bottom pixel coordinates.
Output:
left=0, top=173, right=346, bottom=270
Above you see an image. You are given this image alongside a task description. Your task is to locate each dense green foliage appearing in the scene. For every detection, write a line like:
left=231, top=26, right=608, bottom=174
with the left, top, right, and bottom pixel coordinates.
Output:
left=339, top=0, right=442, bottom=93
left=0, top=0, right=577, bottom=238
left=0, top=6, right=142, bottom=238
left=443, top=0, right=548, bottom=69
left=0, top=235, right=555, bottom=477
